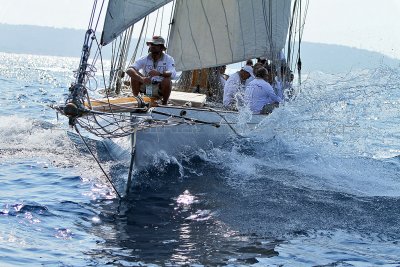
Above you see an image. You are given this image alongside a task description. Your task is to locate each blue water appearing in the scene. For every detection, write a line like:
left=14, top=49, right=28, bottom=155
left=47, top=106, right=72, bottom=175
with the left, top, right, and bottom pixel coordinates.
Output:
left=1, top=52, right=400, bottom=266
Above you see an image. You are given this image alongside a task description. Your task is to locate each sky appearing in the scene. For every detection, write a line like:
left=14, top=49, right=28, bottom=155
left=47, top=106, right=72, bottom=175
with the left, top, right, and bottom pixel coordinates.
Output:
left=303, top=0, right=400, bottom=59
left=0, top=0, right=400, bottom=59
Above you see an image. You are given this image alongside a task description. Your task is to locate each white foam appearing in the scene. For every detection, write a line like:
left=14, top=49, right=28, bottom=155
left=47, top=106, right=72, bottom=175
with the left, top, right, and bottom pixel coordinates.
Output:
left=0, top=115, right=105, bottom=181
left=207, top=67, right=400, bottom=197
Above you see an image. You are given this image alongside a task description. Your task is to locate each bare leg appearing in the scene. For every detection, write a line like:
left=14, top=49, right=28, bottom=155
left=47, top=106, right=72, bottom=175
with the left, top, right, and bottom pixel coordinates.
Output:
left=126, top=68, right=144, bottom=96
left=160, top=77, right=172, bottom=105
left=131, top=77, right=142, bottom=96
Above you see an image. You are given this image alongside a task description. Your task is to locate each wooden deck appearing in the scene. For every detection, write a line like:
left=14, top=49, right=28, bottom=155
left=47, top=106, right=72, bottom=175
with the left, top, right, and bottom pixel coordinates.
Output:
left=86, top=91, right=207, bottom=113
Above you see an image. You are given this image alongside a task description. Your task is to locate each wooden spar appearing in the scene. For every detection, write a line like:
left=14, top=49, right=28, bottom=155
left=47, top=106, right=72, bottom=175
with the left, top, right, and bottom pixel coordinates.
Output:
left=85, top=96, right=158, bottom=113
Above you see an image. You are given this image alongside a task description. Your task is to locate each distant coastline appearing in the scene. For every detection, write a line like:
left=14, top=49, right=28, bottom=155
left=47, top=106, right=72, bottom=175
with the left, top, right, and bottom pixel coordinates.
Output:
left=1, top=23, right=399, bottom=74
left=0, top=24, right=85, bottom=58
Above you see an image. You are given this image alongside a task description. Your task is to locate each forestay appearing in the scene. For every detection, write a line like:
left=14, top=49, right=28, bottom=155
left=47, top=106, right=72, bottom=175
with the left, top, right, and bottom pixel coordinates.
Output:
left=168, top=0, right=292, bottom=71
left=101, top=0, right=173, bottom=45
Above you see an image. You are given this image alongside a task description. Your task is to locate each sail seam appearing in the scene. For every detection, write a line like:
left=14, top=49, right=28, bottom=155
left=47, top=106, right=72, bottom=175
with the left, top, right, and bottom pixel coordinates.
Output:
left=185, top=0, right=202, bottom=66
left=200, top=0, right=218, bottom=64
left=262, top=0, right=273, bottom=58
left=237, top=0, right=246, bottom=59
left=176, top=28, right=187, bottom=70
left=262, top=0, right=268, bottom=57
left=221, top=0, right=234, bottom=62
left=200, top=0, right=218, bottom=65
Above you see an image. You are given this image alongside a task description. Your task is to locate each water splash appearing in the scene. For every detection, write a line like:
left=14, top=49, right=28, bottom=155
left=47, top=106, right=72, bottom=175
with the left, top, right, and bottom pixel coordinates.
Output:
left=0, top=115, right=107, bottom=182
left=194, top=66, right=400, bottom=197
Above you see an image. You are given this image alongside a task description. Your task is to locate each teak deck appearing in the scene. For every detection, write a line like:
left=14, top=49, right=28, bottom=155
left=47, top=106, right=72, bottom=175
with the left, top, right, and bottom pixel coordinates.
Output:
left=86, top=91, right=207, bottom=112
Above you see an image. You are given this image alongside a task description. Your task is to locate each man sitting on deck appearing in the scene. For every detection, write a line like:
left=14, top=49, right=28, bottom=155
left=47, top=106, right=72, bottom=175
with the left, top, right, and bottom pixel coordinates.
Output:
left=245, top=67, right=282, bottom=114
left=126, top=36, right=176, bottom=105
left=223, top=66, right=254, bottom=109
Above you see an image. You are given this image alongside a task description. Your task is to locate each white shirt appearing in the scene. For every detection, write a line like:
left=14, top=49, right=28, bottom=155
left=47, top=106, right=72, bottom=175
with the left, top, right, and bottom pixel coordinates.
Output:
left=245, top=76, right=254, bottom=87
left=245, top=78, right=282, bottom=114
left=132, top=53, right=177, bottom=82
left=223, top=72, right=246, bottom=107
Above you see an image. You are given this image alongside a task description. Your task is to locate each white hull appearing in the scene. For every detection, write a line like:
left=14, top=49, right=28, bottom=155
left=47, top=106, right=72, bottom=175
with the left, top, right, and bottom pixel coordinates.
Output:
left=102, top=106, right=265, bottom=169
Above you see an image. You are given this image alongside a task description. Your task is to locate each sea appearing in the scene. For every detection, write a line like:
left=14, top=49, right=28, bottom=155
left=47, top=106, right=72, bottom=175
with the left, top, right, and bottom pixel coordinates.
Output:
left=1, top=51, right=400, bottom=266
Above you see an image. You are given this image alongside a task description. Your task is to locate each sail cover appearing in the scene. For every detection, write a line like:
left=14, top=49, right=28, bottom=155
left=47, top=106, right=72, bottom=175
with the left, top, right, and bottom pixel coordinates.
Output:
left=168, top=0, right=292, bottom=71
left=101, top=0, right=173, bottom=46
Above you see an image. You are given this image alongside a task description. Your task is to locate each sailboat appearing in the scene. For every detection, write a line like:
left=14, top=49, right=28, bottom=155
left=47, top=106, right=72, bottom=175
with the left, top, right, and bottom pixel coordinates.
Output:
left=53, top=0, right=307, bottom=195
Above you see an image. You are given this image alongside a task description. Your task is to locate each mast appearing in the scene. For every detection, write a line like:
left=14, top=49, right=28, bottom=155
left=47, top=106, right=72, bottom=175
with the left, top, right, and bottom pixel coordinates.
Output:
left=63, top=0, right=107, bottom=125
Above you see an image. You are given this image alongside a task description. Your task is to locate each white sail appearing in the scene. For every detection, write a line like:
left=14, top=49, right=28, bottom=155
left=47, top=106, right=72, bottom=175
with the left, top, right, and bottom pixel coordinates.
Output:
left=101, top=0, right=173, bottom=46
left=168, top=0, right=292, bottom=71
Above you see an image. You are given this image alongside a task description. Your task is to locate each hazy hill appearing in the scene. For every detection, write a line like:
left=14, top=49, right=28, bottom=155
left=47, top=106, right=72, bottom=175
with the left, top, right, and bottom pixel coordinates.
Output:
left=300, top=42, right=400, bottom=74
left=0, top=24, right=399, bottom=73
left=0, top=24, right=85, bottom=57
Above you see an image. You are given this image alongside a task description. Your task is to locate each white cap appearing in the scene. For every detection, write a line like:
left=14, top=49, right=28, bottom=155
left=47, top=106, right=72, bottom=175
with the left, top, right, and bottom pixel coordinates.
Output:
left=241, top=65, right=255, bottom=78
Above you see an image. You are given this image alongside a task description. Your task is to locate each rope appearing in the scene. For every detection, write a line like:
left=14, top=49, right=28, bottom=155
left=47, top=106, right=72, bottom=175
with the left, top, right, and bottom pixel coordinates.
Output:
left=206, top=107, right=245, bottom=138
left=151, top=109, right=220, bottom=127
left=152, top=8, right=160, bottom=37
left=153, top=107, right=245, bottom=138
left=93, top=0, right=106, bottom=32
left=87, top=0, right=98, bottom=30
left=297, top=0, right=302, bottom=85
left=93, top=36, right=118, bottom=119
left=110, top=25, right=134, bottom=92
left=159, top=5, right=165, bottom=36
left=128, top=17, right=148, bottom=67
left=74, top=125, right=122, bottom=199
left=287, top=0, right=299, bottom=71
left=166, top=0, right=176, bottom=46
left=60, top=102, right=250, bottom=140
left=140, top=16, right=150, bottom=56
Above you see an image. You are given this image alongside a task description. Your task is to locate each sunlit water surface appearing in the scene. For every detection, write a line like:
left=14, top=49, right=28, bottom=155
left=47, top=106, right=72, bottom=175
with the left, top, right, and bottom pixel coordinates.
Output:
left=1, top=52, right=400, bottom=266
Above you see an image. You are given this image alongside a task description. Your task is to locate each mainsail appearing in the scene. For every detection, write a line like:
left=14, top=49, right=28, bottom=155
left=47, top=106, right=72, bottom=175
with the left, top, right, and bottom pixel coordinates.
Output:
left=168, top=0, right=292, bottom=71
left=101, top=0, right=292, bottom=71
left=101, top=0, right=173, bottom=45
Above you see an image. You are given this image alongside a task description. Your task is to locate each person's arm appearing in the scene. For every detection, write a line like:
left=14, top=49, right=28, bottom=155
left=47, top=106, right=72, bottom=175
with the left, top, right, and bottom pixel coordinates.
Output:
left=271, top=94, right=283, bottom=103
left=164, top=55, right=176, bottom=78
left=127, top=56, right=153, bottom=83
left=266, top=84, right=282, bottom=103
left=148, top=69, right=172, bottom=78
left=126, top=67, right=149, bottom=84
